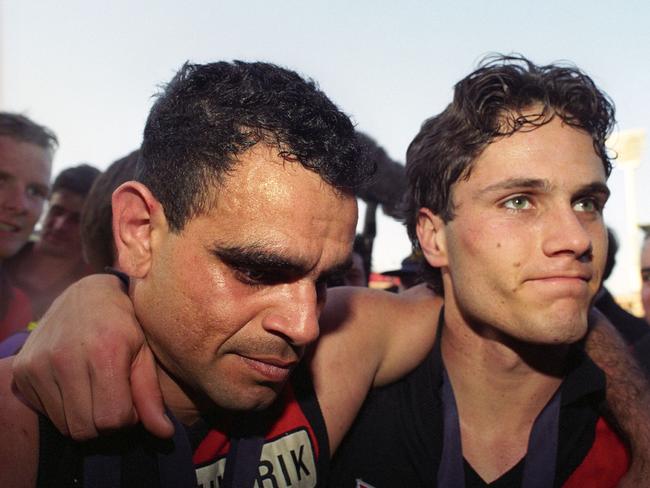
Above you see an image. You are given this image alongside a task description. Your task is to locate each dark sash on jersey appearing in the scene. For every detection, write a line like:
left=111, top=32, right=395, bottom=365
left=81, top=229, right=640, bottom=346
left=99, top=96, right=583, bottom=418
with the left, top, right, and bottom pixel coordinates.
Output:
left=83, top=409, right=197, bottom=487
left=221, top=436, right=266, bottom=488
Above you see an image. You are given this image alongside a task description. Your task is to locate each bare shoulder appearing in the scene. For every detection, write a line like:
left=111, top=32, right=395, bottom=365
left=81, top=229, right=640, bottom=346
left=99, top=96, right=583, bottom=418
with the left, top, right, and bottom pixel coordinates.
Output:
left=318, top=284, right=441, bottom=378
left=320, top=284, right=439, bottom=331
left=312, top=285, right=442, bottom=453
left=0, top=357, right=39, bottom=488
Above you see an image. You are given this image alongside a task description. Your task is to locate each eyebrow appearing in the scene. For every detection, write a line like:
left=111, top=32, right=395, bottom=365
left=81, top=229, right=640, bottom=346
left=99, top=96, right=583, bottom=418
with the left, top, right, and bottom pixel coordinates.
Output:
left=478, top=178, right=610, bottom=200
left=213, top=245, right=353, bottom=280
left=574, top=182, right=610, bottom=200
left=478, top=178, right=550, bottom=196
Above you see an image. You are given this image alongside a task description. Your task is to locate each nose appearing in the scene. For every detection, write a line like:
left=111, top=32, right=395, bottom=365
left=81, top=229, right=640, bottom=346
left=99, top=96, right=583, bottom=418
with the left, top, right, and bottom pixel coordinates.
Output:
left=541, top=205, right=593, bottom=260
left=51, top=214, right=70, bottom=232
left=261, top=282, right=320, bottom=347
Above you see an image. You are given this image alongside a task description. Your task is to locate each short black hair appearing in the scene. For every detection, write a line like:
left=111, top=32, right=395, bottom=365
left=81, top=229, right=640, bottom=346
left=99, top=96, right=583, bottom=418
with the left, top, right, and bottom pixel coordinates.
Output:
left=52, top=164, right=101, bottom=197
left=406, top=54, right=616, bottom=293
left=137, top=61, right=372, bottom=232
left=0, top=112, right=58, bottom=153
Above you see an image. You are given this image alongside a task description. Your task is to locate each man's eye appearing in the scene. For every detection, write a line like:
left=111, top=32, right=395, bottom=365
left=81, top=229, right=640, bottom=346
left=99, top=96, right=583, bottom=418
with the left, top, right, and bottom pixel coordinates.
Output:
left=503, top=196, right=532, bottom=210
left=642, top=270, right=650, bottom=283
left=235, top=268, right=271, bottom=286
left=573, top=198, right=600, bottom=213
left=26, top=185, right=47, bottom=200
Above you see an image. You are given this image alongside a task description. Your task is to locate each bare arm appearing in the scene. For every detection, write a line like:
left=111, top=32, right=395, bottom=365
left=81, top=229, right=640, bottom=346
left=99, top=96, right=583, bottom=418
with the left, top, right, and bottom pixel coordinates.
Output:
left=0, top=357, right=39, bottom=488
left=312, top=284, right=442, bottom=452
left=585, top=308, right=650, bottom=486
left=13, top=278, right=442, bottom=451
left=12, top=274, right=172, bottom=440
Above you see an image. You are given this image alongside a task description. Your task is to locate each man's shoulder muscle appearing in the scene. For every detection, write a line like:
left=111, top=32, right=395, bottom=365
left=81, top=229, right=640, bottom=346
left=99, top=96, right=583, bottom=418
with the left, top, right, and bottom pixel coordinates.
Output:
left=0, top=357, right=39, bottom=487
left=311, top=285, right=441, bottom=452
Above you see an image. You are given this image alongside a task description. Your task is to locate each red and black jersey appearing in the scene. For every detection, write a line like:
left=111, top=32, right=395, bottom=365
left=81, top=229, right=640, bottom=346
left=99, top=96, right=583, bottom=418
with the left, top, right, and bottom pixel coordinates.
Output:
left=37, top=361, right=329, bottom=487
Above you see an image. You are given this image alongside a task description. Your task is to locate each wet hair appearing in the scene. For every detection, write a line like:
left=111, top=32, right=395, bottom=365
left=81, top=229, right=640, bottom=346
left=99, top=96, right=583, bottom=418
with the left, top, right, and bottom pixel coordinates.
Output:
left=81, top=151, right=138, bottom=272
left=0, top=112, right=58, bottom=153
left=137, top=61, right=372, bottom=232
left=405, top=54, right=616, bottom=293
left=52, top=164, right=101, bottom=197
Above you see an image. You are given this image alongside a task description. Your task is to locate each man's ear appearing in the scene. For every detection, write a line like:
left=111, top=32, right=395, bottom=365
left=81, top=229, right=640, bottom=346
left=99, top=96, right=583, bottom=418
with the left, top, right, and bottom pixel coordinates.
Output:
left=416, top=208, right=448, bottom=268
left=112, top=182, right=167, bottom=278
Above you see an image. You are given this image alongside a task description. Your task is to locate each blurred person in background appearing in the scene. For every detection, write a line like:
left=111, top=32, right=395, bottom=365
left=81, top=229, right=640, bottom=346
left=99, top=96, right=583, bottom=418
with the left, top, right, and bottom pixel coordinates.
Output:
left=640, top=234, right=650, bottom=326
left=383, top=251, right=423, bottom=291
left=6, top=164, right=100, bottom=319
left=633, top=235, right=650, bottom=373
left=594, top=227, right=648, bottom=345
left=328, top=235, right=368, bottom=287
left=0, top=113, right=56, bottom=340
left=81, top=151, right=138, bottom=273
left=0, top=153, right=136, bottom=358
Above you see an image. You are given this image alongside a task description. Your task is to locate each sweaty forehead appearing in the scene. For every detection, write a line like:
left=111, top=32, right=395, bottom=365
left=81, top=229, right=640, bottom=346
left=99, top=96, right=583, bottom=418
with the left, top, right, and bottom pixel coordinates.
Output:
left=194, top=144, right=357, bottom=266
left=214, top=145, right=344, bottom=212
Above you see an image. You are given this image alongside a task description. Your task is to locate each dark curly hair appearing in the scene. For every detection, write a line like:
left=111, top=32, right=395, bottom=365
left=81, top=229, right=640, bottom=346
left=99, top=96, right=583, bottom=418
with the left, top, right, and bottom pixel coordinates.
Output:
left=405, top=54, right=616, bottom=293
left=137, top=61, right=371, bottom=232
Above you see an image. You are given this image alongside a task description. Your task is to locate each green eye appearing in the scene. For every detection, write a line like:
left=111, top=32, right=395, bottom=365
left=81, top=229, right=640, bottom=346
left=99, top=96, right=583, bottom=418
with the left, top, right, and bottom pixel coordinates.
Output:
left=573, top=199, right=597, bottom=213
left=503, top=196, right=531, bottom=210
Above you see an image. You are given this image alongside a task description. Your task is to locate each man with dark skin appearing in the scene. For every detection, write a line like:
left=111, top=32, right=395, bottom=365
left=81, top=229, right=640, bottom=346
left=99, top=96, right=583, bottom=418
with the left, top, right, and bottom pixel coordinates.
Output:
left=0, top=60, right=443, bottom=488
left=7, top=57, right=650, bottom=486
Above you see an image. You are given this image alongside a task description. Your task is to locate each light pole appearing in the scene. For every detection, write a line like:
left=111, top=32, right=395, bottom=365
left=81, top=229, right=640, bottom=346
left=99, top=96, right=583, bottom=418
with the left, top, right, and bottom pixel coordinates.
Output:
left=608, top=129, right=646, bottom=312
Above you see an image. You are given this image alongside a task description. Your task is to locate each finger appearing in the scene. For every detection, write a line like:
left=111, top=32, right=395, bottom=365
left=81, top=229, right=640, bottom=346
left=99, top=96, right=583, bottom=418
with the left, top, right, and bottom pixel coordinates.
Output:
left=12, top=354, right=73, bottom=437
left=50, top=349, right=99, bottom=440
left=88, top=339, right=139, bottom=434
left=131, top=345, right=174, bottom=439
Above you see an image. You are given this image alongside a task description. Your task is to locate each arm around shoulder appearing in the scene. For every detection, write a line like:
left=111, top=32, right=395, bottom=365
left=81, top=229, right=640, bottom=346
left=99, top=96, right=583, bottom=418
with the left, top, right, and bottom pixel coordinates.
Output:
left=585, top=308, right=650, bottom=486
left=311, top=285, right=442, bottom=452
left=315, top=285, right=441, bottom=388
left=0, top=356, right=39, bottom=488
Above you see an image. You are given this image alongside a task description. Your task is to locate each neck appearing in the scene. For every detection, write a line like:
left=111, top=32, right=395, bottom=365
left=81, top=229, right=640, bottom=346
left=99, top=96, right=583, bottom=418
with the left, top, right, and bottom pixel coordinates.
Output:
left=157, top=365, right=206, bottom=426
left=441, top=319, right=565, bottom=423
left=441, top=304, right=567, bottom=481
left=157, top=364, right=273, bottom=433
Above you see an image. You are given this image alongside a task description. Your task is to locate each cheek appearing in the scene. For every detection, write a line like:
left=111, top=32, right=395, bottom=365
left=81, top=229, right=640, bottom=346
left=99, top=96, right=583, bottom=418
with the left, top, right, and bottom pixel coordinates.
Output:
left=28, top=203, right=44, bottom=225
left=450, top=218, right=521, bottom=271
left=169, top=260, right=261, bottom=344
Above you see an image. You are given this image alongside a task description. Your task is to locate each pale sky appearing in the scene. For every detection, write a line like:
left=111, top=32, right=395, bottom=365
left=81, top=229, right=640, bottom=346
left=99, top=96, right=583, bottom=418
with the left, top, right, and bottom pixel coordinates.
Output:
left=1, top=0, right=649, bottom=295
